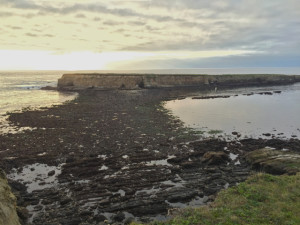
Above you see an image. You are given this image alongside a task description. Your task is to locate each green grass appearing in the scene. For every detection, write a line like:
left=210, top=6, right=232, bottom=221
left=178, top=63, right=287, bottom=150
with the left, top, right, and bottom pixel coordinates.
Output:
left=134, top=173, right=300, bottom=225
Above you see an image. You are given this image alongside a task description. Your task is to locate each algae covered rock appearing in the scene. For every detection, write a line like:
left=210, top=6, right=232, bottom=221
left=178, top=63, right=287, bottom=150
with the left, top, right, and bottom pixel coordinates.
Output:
left=246, top=148, right=300, bottom=175
left=201, top=151, right=229, bottom=165
left=0, top=169, right=21, bottom=225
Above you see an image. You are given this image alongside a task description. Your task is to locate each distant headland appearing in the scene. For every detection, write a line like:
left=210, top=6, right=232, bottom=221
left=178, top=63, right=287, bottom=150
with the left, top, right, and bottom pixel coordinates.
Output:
left=57, top=73, right=300, bottom=90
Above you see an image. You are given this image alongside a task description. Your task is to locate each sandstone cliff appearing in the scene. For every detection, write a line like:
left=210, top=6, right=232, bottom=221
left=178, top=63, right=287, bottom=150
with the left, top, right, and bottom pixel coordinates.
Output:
left=57, top=73, right=300, bottom=90
left=0, top=169, right=20, bottom=225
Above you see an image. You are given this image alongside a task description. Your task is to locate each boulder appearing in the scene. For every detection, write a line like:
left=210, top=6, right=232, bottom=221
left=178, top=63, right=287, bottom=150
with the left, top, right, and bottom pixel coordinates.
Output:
left=0, top=169, right=21, bottom=225
left=201, top=152, right=229, bottom=165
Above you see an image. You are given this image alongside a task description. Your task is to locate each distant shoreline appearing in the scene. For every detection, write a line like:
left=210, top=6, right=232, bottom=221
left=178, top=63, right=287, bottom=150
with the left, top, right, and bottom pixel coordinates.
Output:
left=57, top=73, right=300, bottom=90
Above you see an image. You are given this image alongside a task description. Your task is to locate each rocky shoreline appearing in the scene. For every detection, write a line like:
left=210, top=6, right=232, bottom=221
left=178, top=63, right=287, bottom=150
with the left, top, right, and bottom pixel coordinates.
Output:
left=0, top=86, right=299, bottom=224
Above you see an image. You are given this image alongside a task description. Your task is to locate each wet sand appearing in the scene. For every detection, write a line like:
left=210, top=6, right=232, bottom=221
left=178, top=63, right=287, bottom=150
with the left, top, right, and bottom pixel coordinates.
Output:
left=0, top=87, right=300, bottom=224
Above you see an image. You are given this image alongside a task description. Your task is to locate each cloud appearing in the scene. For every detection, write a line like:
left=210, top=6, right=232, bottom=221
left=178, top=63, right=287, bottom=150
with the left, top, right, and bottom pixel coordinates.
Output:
left=0, top=12, right=13, bottom=17
left=44, top=34, right=54, bottom=37
left=103, top=20, right=122, bottom=26
left=75, top=13, right=86, bottom=18
left=8, top=25, right=22, bottom=30
left=111, top=53, right=300, bottom=70
left=25, top=32, right=37, bottom=37
left=0, top=0, right=299, bottom=69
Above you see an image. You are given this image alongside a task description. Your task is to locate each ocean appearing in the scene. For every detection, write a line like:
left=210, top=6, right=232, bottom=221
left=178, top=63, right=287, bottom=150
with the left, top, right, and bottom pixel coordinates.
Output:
left=0, top=68, right=300, bottom=135
left=0, top=71, right=76, bottom=116
left=0, top=71, right=77, bottom=134
left=165, top=83, right=300, bottom=139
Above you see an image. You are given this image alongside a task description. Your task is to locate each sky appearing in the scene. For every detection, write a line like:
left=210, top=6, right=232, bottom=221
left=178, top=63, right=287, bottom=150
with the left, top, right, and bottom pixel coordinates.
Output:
left=0, top=0, right=299, bottom=70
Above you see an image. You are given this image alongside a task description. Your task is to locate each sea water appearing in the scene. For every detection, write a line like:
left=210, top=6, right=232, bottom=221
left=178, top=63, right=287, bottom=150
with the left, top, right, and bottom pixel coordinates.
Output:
left=0, top=71, right=78, bottom=115
left=165, top=83, right=300, bottom=139
left=0, top=71, right=77, bottom=133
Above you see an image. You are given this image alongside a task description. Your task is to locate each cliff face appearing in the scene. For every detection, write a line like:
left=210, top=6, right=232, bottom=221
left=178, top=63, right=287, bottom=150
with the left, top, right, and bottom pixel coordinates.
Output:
left=57, top=73, right=299, bottom=90
left=58, top=74, right=144, bottom=89
left=0, top=169, right=21, bottom=225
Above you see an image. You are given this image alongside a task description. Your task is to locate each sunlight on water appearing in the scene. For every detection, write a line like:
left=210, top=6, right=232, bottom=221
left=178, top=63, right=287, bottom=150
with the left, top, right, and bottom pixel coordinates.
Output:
left=0, top=71, right=76, bottom=115
left=0, top=71, right=77, bottom=133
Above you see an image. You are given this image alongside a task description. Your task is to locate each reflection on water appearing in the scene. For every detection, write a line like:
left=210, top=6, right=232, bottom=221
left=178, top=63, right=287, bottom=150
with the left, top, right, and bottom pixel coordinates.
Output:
left=0, top=71, right=77, bottom=116
left=7, top=163, right=64, bottom=193
left=0, top=71, right=77, bottom=134
left=0, top=90, right=76, bottom=115
left=165, top=83, right=300, bottom=139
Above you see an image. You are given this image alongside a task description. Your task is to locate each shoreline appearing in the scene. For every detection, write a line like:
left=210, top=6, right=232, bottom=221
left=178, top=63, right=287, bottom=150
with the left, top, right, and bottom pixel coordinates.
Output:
left=0, top=86, right=299, bottom=224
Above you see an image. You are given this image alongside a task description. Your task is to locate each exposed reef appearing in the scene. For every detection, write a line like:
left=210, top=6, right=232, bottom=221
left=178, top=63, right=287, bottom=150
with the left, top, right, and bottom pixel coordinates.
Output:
left=57, top=74, right=300, bottom=90
left=1, top=85, right=300, bottom=224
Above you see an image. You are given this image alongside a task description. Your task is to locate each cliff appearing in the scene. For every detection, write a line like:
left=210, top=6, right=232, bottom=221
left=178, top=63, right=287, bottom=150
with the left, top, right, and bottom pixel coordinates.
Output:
left=0, top=169, right=21, bottom=225
left=57, top=73, right=300, bottom=90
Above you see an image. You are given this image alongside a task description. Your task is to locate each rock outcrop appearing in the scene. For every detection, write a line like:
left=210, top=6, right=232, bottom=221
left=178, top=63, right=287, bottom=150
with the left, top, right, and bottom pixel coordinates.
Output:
left=245, top=148, right=300, bottom=175
left=57, top=74, right=300, bottom=90
left=0, top=169, right=21, bottom=225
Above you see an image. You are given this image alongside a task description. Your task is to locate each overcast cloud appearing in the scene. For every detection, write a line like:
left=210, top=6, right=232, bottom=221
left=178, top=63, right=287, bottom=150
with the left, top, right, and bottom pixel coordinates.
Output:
left=0, top=0, right=299, bottom=69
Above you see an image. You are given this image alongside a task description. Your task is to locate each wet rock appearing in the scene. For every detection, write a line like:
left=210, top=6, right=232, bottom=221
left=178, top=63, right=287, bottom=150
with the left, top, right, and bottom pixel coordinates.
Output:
left=130, top=202, right=167, bottom=216
left=180, top=161, right=198, bottom=168
left=41, top=199, right=53, bottom=205
left=192, top=95, right=231, bottom=100
left=124, top=217, right=134, bottom=225
left=79, top=210, right=93, bottom=217
left=258, top=91, right=273, bottom=95
left=34, top=205, right=43, bottom=211
left=264, top=92, right=273, bottom=95
left=60, top=217, right=82, bottom=225
left=60, top=198, right=72, bottom=206
left=66, top=157, right=75, bottom=163
left=201, top=152, right=229, bottom=165
left=16, top=206, right=29, bottom=222
left=93, top=214, right=107, bottom=222
left=112, top=212, right=125, bottom=222
left=41, top=86, right=57, bottom=91
left=204, top=186, right=221, bottom=195
left=9, top=180, right=27, bottom=192
left=165, top=187, right=198, bottom=203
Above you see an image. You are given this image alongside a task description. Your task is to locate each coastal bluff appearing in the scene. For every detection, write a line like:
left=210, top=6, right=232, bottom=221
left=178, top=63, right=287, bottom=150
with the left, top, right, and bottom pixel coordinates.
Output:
left=0, top=169, right=21, bottom=225
left=57, top=73, right=300, bottom=90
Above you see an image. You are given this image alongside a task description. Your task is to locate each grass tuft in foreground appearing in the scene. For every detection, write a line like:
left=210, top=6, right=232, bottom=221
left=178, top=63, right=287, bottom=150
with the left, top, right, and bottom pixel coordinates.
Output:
left=135, top=173, right=300, bottom=225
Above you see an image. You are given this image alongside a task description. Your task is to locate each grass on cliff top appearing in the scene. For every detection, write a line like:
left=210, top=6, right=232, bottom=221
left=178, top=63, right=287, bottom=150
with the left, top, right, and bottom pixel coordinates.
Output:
left=134, top=173, right=300, bottom=225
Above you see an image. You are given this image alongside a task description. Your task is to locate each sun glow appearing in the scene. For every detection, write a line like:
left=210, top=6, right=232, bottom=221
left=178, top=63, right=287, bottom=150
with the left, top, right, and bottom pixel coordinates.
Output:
left=0, top=49, right=255, bottom=70
left=0, top=50, right=156, bottom=70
